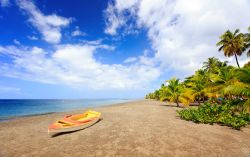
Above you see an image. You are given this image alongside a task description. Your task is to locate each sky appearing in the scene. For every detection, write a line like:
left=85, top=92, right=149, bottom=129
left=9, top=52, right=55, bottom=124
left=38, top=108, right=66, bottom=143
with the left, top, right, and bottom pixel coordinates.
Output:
left=0, top=0, right=249, bottom=99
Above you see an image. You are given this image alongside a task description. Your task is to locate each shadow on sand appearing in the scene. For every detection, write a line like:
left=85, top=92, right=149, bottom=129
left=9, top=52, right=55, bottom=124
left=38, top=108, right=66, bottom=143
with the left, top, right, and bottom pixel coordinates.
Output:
left=50, top=118, right=103, bottom=138
left=159, top=104, right=185, bottom=108
left=160, top=102, right=200, bottom=108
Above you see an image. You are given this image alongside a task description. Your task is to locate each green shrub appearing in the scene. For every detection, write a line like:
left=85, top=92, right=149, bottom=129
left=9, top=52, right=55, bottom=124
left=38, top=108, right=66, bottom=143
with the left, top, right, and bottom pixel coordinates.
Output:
left=177, top=101, right=250, bottom=130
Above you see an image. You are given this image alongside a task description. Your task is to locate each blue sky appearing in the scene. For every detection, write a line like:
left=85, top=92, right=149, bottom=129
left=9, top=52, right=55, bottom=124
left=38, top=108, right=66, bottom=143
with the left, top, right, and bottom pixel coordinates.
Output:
left=0, top=0, right=250, bottom=99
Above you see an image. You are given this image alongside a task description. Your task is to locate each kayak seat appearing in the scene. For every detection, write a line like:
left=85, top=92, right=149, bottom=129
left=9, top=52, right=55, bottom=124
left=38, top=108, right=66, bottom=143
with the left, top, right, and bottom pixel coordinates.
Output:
left=57, top=120, right=74, bottom=126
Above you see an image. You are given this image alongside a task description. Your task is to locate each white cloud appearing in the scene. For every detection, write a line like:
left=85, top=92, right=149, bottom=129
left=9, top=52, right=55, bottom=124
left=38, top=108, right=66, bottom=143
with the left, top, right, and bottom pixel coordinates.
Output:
left=104, top=3, right=122, bottom=35
left=71, top=26, right=86, bottom=37
left=17, top=0, right=71, bottom=44
left=104, top=1, right=138, bottom=35
left=105, top=0, right=250, bottom=77
left=81, top=39, right=102, bottom=45
left=123, top=51, right=156, bottom=66
left=124, top=57, right=137, bottom=63
left=0, top=0, right=10, bottom=7
left=0, top=44, right=160, bottom=90
left=27, top=35, right=38, bottom=40
left=13, top=39, right=21, bottom=45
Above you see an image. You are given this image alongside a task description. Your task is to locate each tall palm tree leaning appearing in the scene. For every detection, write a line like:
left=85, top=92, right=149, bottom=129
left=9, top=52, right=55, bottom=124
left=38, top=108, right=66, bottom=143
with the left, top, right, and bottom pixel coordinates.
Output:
left=216, top=29, right=246, bottom=68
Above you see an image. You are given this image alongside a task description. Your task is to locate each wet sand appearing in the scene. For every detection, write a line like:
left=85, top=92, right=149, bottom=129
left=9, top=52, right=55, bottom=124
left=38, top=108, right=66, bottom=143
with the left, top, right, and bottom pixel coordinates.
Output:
left=0, top=100, right=250, bottom=157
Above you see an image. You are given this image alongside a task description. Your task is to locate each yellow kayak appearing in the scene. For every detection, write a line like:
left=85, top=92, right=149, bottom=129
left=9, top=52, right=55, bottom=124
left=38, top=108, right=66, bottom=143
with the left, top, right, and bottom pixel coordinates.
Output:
left=48, top=110, right=101, bottom=136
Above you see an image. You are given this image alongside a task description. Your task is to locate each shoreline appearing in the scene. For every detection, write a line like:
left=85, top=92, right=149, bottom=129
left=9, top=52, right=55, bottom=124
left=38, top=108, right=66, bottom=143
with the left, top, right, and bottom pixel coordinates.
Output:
left=0, top=99, right=141, bottom=122
left=0, top=112, right=57, bottom=122
left=0, top=100, right=250, bottom=157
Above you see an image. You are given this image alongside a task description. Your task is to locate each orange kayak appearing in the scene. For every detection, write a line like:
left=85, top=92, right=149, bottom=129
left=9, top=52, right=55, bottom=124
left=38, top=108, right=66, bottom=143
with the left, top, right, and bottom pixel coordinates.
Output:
left=48, top=110, right=101, bottom=136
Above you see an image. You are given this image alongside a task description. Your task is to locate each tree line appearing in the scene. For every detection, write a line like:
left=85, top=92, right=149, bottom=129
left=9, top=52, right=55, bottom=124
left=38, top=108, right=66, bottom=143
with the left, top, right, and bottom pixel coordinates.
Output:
left=145, top=27, right=250, bottom=129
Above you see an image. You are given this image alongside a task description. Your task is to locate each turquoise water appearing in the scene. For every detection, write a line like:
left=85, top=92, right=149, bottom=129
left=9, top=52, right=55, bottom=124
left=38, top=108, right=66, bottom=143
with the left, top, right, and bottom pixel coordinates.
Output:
left=0, top=99, right=133, bottom=120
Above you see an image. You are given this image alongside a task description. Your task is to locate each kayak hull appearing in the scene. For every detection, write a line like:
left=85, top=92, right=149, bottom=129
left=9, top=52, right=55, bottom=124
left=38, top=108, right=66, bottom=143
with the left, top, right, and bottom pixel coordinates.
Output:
left=48, top=110, right=101, bottom=136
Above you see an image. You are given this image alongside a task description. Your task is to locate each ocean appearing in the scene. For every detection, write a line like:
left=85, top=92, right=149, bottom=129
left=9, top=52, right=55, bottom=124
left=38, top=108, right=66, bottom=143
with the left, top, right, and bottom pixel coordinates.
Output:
left=0, top=99, right=133, bottom=120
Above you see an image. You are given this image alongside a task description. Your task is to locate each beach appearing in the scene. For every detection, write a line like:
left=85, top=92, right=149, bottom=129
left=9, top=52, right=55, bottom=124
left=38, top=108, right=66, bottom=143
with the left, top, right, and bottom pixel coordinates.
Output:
left=0, top=100, right=250, bottom=157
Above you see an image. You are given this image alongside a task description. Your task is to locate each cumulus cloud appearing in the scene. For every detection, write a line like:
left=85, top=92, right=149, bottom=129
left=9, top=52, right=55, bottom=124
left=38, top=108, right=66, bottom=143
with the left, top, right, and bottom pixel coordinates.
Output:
left=104, top=0, right=139, bottom=35
left=81, top=39, right=103, bottom=45
left=105, top=0, right=250, bottom=77
left=124, top=57, right=137, bottom=63
left=17, top=0, right=71, bottom=44
left=104, top=2, right=123, bottom=35
left=0, top=44, right=160, bottom=90
left=71, top=26, right=86, bottom=37
left=123, top=50, right=156, bottom=66
left=13, top=39, right=21, bottom=45
left=27, top=35, right=38, bottom=40
left=0, top=0, right=10, bottom=7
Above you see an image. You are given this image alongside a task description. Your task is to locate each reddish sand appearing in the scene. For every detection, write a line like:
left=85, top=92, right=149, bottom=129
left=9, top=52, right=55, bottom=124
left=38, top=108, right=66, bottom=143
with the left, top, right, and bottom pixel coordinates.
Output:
left=0, top=100, right=250, bottom=157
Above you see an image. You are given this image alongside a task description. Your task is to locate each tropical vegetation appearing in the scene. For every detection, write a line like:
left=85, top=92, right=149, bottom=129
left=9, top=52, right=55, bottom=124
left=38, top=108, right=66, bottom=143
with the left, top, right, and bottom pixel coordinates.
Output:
left=146, top=27, right=250, bottom=129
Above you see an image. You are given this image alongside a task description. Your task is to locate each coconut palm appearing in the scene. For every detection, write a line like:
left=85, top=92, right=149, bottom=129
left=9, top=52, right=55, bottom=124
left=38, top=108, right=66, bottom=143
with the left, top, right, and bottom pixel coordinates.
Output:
left=207, top=66, right=236, bottom=98
left=185, top=70, right=208, bottom=104
left=165, top=78, right=193, bottom=107
left=223, top=67, right=250, bottom=111
left=154, top=90, right=160, bottom=100
left=223, top=67, right=250, bottom=97
left=217, top=60, right=229, bottom=68
left=203, top=57, right=220, bottom=73
left=158, top=84, right=169, bottom=101
left=236, top=67, right=250, bottom=83
left=217, top=29, right=246, bottom=68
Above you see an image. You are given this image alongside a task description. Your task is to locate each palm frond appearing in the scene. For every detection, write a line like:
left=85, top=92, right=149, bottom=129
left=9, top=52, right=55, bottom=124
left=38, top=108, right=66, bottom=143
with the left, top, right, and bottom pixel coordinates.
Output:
left=223, top=84, right=250, bottom=97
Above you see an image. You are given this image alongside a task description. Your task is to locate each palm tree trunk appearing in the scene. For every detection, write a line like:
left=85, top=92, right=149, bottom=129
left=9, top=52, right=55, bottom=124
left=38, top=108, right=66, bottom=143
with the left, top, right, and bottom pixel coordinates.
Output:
left=234, top=53, right=240, bottom=68
left=176, top=101, right=179, bottom=107
left=176, top=96, right=180, bottom=107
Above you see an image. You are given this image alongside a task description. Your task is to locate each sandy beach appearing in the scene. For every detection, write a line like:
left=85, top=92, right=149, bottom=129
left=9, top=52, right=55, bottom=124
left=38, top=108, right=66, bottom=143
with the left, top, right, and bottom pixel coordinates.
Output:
left=0, top=100, right=250, bottom=157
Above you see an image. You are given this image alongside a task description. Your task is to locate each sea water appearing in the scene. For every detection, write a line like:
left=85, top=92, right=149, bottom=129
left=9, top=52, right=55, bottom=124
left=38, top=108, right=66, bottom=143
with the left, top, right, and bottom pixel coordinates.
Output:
left=0, top=99, right=133, bottom=120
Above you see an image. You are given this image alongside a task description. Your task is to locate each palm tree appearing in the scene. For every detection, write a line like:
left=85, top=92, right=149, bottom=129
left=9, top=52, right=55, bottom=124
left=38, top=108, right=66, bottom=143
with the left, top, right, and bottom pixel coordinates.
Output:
left=165, top=78, right=193, bottom=107
left=203, top=57, right=220, bottom=73
left=208, top=66, right=236, bottom=98
left=185, top=70, right=208, bottom=104
left=154, top=90, right=160, bottom=100
left=217, top=29, right=246, bottom=68
left=227, top=67, right=250, bottom=97
left=217, top=60, right=228, bottom=68
left=223, top=67, right=250, bottom=112
left=158, top=84, right=169, bottom=101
